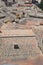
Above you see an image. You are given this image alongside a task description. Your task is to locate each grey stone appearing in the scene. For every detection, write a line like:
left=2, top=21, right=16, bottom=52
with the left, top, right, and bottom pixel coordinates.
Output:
left=2, top=63, right=14, bottom=65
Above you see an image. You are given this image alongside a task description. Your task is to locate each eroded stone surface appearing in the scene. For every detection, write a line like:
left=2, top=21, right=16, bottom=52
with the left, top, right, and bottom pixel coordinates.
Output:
left=0, top=0, right=43, bottom=63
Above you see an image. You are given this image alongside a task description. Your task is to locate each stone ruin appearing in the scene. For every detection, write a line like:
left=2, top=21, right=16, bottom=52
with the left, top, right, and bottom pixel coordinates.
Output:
left=32, top=26, right=43, bottom=53
left=0, top=24, right=42, bottom=60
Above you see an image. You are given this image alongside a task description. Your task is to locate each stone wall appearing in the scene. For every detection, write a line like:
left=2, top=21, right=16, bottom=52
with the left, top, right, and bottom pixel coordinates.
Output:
left=15, top=0, right=32, bottom=3
left=0, top=36, right=42, bottom=60
left=32, top=26, right=43, bottom=54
